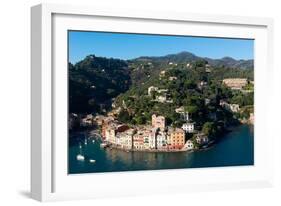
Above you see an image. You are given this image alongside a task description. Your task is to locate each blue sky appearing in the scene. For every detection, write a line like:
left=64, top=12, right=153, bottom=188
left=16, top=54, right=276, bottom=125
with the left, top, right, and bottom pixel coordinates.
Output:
left=68, top=31, right=254, bottom=64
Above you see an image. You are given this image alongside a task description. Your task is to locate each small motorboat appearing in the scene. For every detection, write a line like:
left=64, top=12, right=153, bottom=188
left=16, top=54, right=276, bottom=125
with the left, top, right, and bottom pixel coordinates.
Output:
left=89, top=159, right=96, bottom=163
left=92, top=140, right=95, bottom=143
left=76, top=154, right=85, bottom=161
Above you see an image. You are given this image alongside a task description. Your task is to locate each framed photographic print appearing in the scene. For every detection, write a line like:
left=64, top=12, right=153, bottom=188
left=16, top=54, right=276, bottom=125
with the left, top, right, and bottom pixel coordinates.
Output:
left=31, top=3, right=274, bottom=201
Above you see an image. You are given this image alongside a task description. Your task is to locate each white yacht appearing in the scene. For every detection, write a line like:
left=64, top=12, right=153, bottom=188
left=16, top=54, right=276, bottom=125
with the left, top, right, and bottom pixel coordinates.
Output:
left=76, top=154, right=85, bottom=161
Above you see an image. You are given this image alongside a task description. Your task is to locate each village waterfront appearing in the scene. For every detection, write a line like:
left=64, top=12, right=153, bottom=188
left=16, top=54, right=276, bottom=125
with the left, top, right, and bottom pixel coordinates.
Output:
left=69, top=124, right=253, bottom=174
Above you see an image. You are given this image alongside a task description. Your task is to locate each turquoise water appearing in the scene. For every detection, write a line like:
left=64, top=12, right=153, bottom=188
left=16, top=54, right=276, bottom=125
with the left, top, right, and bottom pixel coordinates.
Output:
left=68, top=124, right=254, bottom=174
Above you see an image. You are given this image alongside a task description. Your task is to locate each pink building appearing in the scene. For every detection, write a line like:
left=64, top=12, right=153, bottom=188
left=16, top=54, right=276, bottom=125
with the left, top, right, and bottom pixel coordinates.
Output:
left=151, top=114, right=166, bottom=130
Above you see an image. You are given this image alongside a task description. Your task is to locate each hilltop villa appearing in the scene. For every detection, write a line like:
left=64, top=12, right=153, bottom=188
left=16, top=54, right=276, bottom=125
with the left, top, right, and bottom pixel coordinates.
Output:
left=222, top=78, right=248, bottom=90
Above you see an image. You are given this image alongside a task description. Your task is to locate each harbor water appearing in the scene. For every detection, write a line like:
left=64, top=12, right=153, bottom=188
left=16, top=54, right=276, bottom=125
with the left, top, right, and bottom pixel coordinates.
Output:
left=68, top=124, right=254, bottom=174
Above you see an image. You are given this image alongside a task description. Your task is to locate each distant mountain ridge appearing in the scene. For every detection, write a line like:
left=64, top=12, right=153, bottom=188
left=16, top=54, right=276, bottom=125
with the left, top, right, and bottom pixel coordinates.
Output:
left=134, top=51, right=253, bottom=69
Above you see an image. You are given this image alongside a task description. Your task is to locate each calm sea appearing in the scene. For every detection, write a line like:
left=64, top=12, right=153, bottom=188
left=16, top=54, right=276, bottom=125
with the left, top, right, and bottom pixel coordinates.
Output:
left=68, top=124, right=254, bottom=174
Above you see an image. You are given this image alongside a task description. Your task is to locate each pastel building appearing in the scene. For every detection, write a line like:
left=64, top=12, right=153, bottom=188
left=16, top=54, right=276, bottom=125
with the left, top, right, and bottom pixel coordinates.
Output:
left=133, top=132, right=145, bottom=150
left=156, top=130, right=168, bottom=149
left=167, top=127, right=185, bottom=150
left=149, top=128, right=157, bottom=149
left=101, top=116, right=115, bottom=138
left=104, top=121, right=129, bottom=144
left=249, top=113, right=254, bottom=124
left=152, top=114, right=166, bottom=130
left=105, top=125, right=117, bottom=144
left=184, top=140, right=194, bottom=150
left=116, top=128, right=135, bottom=149
left=142, top=128, right=152, bottom=150
left=133, top=126, right=152, bottom=150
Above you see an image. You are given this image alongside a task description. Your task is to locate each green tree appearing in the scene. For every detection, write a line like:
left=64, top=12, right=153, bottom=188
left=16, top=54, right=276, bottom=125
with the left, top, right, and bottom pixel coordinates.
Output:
left=202, top=122, right=216, bottom=137
left=134, top=115, right=146, bottom=125
left=117, top=110, right=131, bottom=123
left=185, top=105, right=198, bottom=118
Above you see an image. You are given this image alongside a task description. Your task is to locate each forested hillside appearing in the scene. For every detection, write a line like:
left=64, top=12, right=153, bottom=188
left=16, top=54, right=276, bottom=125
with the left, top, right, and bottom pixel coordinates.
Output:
left=69, top=55, right=131, bottom=113
left=69, top=52, right=253, bottom=119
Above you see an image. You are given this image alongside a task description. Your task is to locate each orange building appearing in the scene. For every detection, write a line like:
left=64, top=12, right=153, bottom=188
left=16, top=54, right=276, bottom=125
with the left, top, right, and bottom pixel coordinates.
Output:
left=167, top=127, right=185, bottom=150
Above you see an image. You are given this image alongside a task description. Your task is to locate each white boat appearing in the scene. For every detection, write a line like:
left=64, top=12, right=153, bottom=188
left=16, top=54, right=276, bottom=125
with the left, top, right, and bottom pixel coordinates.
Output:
left=89, top=159, right=96, bottom=163
left=76, top=154, right=85, bottom=161
left=100, top=143, right=108, bottom=148
left=92, top=140, right=95, bottom=143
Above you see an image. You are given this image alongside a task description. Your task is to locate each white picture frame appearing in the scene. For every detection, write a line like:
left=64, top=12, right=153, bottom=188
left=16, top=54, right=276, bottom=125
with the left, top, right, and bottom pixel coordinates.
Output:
left=31, top=3, right=274, bottom=202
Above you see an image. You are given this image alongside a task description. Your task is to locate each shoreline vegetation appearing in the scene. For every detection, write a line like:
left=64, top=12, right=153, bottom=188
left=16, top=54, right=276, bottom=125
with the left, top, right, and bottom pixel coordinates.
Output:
left=69, top=51, right=254, bottom=153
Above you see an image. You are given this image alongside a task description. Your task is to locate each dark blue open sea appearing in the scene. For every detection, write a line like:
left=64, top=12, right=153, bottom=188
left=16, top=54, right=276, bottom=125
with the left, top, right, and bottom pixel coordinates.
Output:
left=68, top=124, right=254, bottom=174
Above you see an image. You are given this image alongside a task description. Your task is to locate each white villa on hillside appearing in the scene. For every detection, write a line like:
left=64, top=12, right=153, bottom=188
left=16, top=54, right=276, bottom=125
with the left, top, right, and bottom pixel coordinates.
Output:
left=175, top=106, right=190, bottom=121
left=182, top=122, right=195, bottom=133
left=220, top=100, right=240, bottom=113
left=229, top=104, right=240, bottom=113
left=159, top=70, right=166, bottom=79
left=148, top=86, right=173, bottom=103
left=222, top=78, right=248, bottom=90
left=148, top=86, right=158, bottom=96
left=169, top=76, right=177, bottom=81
